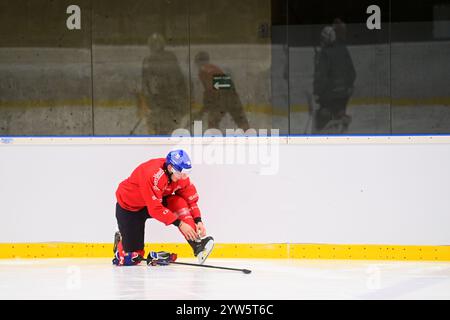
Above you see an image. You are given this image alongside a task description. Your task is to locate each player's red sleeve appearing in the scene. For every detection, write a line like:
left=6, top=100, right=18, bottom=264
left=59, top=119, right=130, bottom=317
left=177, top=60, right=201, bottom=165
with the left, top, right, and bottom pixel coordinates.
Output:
left=176, top=179, right=201, bottom=219
left=138, top=169, right=178, bottom=225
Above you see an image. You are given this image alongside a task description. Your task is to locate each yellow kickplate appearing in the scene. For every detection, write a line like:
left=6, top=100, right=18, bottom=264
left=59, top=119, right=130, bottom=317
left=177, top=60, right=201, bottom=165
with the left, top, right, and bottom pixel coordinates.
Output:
left=0, top=243, right=449, bottom=261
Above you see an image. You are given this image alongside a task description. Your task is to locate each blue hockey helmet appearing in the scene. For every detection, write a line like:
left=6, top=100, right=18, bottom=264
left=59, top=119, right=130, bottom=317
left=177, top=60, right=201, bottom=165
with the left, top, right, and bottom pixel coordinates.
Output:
left=166, top=150, right=192, bottom=174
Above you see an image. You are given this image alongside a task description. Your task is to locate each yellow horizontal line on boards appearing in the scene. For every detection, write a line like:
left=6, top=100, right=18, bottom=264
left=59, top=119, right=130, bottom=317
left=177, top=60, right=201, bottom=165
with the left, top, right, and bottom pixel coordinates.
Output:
left=0, top=99, right=92, bottom=108
left=1, top=97, right=448, bottom=113
left=289, top=244, right=450, bottom=261
left=0, top=243, right=449, bottom=261
left=391, top=97, right=450, bottom=107
left=0, top=243, right=288, bottom=259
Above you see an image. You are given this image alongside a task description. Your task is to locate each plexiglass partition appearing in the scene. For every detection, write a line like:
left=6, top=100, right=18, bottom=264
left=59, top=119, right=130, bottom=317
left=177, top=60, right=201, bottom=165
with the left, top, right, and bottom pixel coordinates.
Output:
left=0, top=0, right=93, bottom=135
left=0, top=0, right=449, bottom=136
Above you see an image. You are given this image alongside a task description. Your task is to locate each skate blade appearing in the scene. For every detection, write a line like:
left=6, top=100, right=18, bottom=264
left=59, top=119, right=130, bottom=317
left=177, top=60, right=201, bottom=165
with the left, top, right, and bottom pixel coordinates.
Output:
left=197, top=239, right=214, bottom=265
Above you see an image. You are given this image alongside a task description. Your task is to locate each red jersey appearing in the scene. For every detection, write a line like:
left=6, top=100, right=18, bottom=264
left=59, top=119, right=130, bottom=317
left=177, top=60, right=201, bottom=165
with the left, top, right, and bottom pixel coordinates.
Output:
left=115, top=158, right=201, bottom=225
left=198, top=63, right=225, bottom=92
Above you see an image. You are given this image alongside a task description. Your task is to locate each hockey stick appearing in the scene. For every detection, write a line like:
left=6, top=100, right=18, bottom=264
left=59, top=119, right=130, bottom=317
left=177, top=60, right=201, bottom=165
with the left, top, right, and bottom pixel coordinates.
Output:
left=139, top=256, right=251, bottom=274
left=303, top=90, right=315, bottom=134
left=130, top=91, right=148, bottom=135
left=170, top=261, right=252, bottom=274
left=130, top=117, right=144, bottom=135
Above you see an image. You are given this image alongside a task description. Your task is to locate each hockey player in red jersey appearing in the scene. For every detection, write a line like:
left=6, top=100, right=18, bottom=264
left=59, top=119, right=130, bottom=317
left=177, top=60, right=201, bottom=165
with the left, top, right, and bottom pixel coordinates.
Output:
left=112, top=149, right=214, bottom=266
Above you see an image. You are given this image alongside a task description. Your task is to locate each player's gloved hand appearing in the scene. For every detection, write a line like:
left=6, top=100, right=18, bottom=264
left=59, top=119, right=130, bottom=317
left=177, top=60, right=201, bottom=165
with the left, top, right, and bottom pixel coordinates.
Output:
left=147, top=251, right=177, bottom=266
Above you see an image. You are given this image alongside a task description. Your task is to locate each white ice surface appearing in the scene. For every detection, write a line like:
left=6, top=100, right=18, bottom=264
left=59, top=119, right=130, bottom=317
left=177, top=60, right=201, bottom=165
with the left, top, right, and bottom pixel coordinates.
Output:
left=0, top=258, right=449, bottom=300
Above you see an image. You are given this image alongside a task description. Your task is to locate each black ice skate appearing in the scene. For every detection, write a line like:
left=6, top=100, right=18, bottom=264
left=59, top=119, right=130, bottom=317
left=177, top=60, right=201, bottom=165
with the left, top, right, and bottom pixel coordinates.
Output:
left=113, top=231, right=122, bottom=254
left=341, top=114, right=352, bottom=133
left=321, top=114, right=352, bottom=134
left=188, top=236, right=214, bottom=265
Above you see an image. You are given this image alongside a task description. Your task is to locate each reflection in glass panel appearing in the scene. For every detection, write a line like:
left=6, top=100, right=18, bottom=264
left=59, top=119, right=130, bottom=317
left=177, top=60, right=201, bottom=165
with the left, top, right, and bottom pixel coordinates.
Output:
left=92, top=0, right=190, bottom=136
left=0, top=0, right=93, bottom=135
left=271, top=0, right=289, bottom=135
left=3, top=1, right=449, bottom=137
left=287, top=0, right=390, bottom=135
left=189, top=0, right=278, bottom=135
left=391, top=0, right=450, bottom=134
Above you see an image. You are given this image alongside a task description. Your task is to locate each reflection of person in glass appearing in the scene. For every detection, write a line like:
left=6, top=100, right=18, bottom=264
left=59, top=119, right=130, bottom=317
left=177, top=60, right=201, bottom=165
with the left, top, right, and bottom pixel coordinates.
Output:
left=194, top=51, right=250, bottom=132
left=313, top=19, right=356, bottom=133
left=139, top=33, right=188, bottom=135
